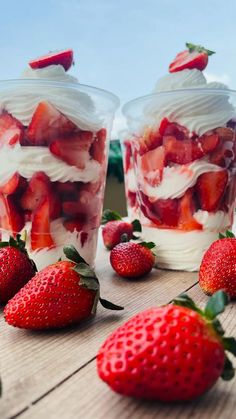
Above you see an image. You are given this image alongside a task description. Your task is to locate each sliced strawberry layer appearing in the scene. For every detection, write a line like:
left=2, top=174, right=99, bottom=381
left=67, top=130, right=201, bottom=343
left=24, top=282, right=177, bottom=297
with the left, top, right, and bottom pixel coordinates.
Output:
left=196, top=170, right=228, bottom=212
left=178, top=189, right=202, bottom=231
left=0, top=173, right=20, bottom=195
left=63, top=190, right=101, bottom=229
left=20, top=172, right=61, bottom=220
left=50, top=132, right=94, bottom=169
left=31, top=197, right=55, bottom=251
left=0, top=194, right=24, bottom=234
left=124, top=140, right=132, bottom=172
left=63, top=219, right=83, bottom=233
left=169, top=50, right=208, bottom=73
left=127, top=191, right=138, bottom=209
left=152, top=198, right=179, bottom=227
left=0, top=112, right=24, bottom=147
left=90, top=128, right=107, bottom=163
left=139, top=127, right=162, bottom=156
left=29, top=49, right=73, bottom=71
left=27, top=101, right=78, bottom=146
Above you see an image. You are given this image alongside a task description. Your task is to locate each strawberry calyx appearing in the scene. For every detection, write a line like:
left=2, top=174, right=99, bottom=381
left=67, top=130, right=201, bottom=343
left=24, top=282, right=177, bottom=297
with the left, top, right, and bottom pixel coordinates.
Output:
left=63, top=245, right=124, bottom=313
left=173, top=291, right=236, bottom=380
left=186, top=42, right=215, bottom=56
left=219, top=230, right=235, bottom=239
left=0, top=233, right=37, bottom=272
left=101, top=209, right=122, bottom=224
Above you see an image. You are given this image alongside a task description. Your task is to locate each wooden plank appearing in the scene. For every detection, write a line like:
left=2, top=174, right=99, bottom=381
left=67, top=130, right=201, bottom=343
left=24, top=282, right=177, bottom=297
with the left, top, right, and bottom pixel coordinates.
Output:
left=0, top=246, right=198, bottom=419
left=18, top=285, right=236, bottom=419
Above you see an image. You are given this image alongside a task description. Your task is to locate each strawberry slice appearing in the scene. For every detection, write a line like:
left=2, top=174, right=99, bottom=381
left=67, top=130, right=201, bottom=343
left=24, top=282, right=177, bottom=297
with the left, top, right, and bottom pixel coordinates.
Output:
left=27, top=101, right=78, bottom=146
left=140, top=145, right=165, bottom=173
left=196, top=170, right=228, bottom=212
left=0, top=194, right=24, bottom=234
left=124, top=140, right=132, bottom=172
left=50, top=132, right=93, bottom=169
left=178, top=189, right=202, bottom=231
left=29, top=49, right=73, bottom=71
left=160, top=119, right=189, bottom=140
left=139, top=128, right=162, bottom=156
left=199, top=133, right=219, bottom=154
left=90, top=128, right=107, bottom=163
left=169, top=43, right=215, bottom=73
left=152, top=198, right=179, bottom=227
left=164, top=136, right=203, bottom=164
left=0, top=112, right=24, bottom=147
left=20, top=172, right=61, bottom=219
left=0, top=173, right=20, bottom=195
left=31, top=197, right=55, bottom=250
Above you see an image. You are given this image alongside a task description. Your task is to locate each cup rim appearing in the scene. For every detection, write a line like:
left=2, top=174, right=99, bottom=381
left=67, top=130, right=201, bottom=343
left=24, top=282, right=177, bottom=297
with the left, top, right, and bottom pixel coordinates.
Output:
left=122, top=87, right=236, bottom=116
left=0, top=78, right=120, bottom=110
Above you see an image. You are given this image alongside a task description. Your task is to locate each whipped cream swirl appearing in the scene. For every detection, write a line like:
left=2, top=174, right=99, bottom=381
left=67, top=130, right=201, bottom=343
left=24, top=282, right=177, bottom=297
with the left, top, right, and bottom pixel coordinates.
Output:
left=0, top=65, right=103, bottom=131
left=143, top=69, right=235, bottom=136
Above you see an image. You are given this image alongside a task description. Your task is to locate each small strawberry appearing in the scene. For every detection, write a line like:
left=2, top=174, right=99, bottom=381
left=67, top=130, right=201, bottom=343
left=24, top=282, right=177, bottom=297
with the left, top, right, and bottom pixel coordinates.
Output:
left=4, top=246, right=123, bottom=329
left=110, top=241, right=155, bottom=278
left=169, top=42, right=215, bottom=73
left=0, top=235, right=36, bottom=304
left=199, top=231, right=236, bottom=298
left=101, top=209, right=142, bottom=250
left=97, top=291, right=236, bottom=401
left=29, top=49, right=74, bottom=71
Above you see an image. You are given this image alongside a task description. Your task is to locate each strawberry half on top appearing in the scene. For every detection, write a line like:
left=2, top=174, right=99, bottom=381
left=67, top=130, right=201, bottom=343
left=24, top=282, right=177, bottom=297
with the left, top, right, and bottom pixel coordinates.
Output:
left=0, top=234, right=37, bottom=304
left=101, top=209, right=142, bottom=250
left=4, top=245, right=123, bottom=329
left=29, top=49, right=74, bottom=71
left=199, top=230, right=236, bottom=298
left=169, top=42, right=215, bottom=73
left=97, top=291, right=236, bottom=401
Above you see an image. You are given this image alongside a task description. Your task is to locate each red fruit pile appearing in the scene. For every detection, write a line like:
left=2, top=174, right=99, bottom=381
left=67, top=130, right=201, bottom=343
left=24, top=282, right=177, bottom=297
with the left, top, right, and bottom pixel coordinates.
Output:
left=0, top=104, right=107, bottom=250
left=135, top=118, right=235, bottom=230
left=97, top=291, right=236, bottom=401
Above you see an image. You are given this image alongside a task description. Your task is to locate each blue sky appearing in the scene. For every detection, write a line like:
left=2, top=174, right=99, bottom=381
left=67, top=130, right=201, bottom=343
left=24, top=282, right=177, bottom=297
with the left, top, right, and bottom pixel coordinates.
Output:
left=1, top=0, right=236, bottom=135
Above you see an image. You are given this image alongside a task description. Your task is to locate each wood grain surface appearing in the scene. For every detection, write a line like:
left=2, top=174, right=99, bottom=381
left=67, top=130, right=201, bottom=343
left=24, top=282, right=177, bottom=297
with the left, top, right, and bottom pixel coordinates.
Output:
left=1, top=244, right=235, bottom=419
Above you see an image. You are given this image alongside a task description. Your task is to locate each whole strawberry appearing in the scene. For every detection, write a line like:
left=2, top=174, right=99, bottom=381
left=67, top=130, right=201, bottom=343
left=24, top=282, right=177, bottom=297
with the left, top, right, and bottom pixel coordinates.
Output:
left=4, top=246, right=123, bottom=329
left=0, top=235, right=36, bottom=304
left=169, top=42, right=215, bottom=73
left=97, top=291, right=236, bottom=401
left=102, top=209, right=141, bottom=250
left=110, top=241, right=155, bottom=278
left=199, top=231, right=236, bottom=298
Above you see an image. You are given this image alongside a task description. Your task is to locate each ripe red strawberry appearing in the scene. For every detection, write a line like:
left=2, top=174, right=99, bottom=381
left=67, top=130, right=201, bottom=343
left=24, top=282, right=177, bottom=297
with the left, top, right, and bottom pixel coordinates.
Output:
left=169, top=42, right=215, bottom=73
left=89, top=128, right=107, bottom=163
left=29, top=49, right=73, bottom=71
left=97, top=291, right=236, bottom=401
left=27, top=101, right=78, bottom=146
left=30, top=197, right=55, bottom=251
left=101, top=209, right=142, bottom=250
left=196, top=170, right=228, bottom=211
left=0, top=194, right=24, bottom=234
left=199, top=231, right=236, bottom=297
left=0, top=235, right=36, bottom=304
left=50, top=132, right=94, bottom=169
left=4, top=246, right=123, bottom=329
left=0, top=111, right=24, bottom=146
left=110, top=241, right=155, bottom=278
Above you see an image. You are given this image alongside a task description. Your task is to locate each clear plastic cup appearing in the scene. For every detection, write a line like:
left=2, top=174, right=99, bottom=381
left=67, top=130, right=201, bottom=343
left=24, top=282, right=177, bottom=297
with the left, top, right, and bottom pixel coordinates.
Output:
left=0, top=79, right=119, bottom=269
left=123, top=88, right=236, bottom=271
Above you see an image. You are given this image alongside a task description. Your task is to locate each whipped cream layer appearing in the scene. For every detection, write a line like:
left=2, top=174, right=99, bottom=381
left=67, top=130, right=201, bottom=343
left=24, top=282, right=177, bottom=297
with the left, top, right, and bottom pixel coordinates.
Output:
left=142, top=226, right=222, bottom=271
left=193, top=209, right=231, bottom=231
left=138, top=159, right=222, bottom=200
left=143, top=69, right=235, bottom=136
left=0, top=144, right=101, bottom=184
left=0, top=65, right=103, bottom=131
left=126, top=168, right=137, bottom=193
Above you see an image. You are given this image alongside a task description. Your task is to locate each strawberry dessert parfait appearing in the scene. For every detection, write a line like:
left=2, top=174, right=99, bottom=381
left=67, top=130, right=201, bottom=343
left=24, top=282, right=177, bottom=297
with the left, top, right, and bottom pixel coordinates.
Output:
left=123, top=43, right=236, bottom=271
left=0, top=49, right=119, bottom=269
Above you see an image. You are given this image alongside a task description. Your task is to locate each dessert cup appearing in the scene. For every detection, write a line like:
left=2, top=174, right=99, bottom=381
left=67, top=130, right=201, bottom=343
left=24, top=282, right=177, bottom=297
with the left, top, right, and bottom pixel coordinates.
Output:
left=0, top=79, right=119, bottom=269
left=123, top=88, right=236, bottom=271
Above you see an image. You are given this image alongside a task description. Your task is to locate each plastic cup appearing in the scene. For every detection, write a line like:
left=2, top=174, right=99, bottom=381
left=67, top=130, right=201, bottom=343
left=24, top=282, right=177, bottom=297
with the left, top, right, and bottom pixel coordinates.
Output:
left=123, top=88, right=236, bottom=271
left=0, top=79, right=119, bottom=269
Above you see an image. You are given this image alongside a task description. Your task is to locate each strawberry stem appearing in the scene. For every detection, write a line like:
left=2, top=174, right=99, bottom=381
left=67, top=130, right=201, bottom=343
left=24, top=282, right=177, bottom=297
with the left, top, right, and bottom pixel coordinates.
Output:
left=219, top=230, right=235, bottom=239
left=186, top=42, right=215, bottom=56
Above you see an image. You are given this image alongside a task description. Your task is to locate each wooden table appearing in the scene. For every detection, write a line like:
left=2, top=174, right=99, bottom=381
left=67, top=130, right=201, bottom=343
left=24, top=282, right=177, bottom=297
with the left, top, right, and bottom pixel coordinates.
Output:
left=1, top=241, right=236, bottom=419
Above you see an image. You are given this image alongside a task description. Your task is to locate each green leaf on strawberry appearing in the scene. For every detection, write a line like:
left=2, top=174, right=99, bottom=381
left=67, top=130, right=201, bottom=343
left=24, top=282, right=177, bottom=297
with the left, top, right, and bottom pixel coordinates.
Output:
left=186, top=42, right=215, bottom=56
left=205, top=290, right=229, bottom=319
left=101, top=209, right=122, bottom=224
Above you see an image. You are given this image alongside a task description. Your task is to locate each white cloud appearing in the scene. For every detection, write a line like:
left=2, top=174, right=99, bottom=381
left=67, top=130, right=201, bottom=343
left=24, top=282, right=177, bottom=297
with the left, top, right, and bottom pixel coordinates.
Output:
left=204, top=72, right=231, bottom=85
